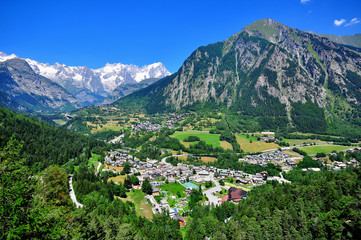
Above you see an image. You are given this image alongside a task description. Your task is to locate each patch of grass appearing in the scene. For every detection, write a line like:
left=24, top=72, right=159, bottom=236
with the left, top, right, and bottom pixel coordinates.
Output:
left=88, top=153, right=101, bottom=166
left=220, top=141, right=233, bottom=150
left=108, top=174, right=127, bottom=184
left=103, top=164, right=124, bottom=172
left=235, top=134, right=279, bottom=152
left=171, top=131, right=221, bottom=148
left=117, top=190, right=153, bottom=219
left=283, top=138, right=326, bottom=146
left=299, top=145, right=351, bottom=155
left=53, top=119, right=66, bottom=125
left=161, top=183, right=186, bottom=197
left=200, top=156, right=217, bottom=163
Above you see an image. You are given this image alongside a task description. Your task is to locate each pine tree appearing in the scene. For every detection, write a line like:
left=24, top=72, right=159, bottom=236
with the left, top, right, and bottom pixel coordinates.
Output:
left=141, top=179, right=153, bottom=195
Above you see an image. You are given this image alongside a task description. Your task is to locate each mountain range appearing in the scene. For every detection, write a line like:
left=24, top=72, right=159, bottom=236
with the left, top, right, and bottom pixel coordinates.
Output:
left=114, top=18, right=361, bottom=136
left=0, top=52, right=170, bottom=106
left=0, top=58, right=80, bottom=113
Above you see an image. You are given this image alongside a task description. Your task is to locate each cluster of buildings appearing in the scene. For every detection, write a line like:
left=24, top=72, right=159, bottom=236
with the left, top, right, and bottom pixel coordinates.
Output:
left=132, top=121, right=163, bottom=132
left=239, top=151, right=291, bottom=166
left=104, top=151, right=136, bottom=167
left=260, top=136, right=279, bottom=142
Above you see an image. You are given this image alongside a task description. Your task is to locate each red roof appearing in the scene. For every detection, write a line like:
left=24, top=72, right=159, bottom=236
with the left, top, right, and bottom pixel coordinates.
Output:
left=228, top=187, right=248, bottom=202
left=221, top=195, right=228, bottom=202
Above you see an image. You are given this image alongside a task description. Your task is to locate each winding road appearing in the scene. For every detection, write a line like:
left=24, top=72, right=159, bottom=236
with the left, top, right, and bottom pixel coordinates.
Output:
left=69, top=175, right=84, bottom=208
left=203, top=173, right=222, bottom=206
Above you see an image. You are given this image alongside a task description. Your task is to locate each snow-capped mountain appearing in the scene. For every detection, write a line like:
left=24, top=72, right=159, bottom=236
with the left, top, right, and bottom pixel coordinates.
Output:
left=0, top=52, right=171, bottom=105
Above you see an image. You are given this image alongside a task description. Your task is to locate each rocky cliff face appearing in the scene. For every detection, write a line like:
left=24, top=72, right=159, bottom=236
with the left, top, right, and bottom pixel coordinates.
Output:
left=115, top=19, right=361, bottom=133
left=0, top=59, right=81, bottom=113
left=103, top=78, right=160, bottom=104
left=0, top=53, right=171, bottom=106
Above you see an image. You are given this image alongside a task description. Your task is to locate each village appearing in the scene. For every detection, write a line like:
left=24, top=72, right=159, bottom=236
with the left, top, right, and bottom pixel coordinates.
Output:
left=102, top=149, right=296, bottom=225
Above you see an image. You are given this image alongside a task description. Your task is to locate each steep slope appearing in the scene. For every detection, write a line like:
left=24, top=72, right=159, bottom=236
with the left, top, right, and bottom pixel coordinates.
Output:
left=114, top=18, right=361, bottom=135
left=0, top=53, right=171, bottom=105
left=0, top=59, right=80, bottom=113
left=316, top=33, right=361, bottom=49
left=102, top=78, right=160, bottom=104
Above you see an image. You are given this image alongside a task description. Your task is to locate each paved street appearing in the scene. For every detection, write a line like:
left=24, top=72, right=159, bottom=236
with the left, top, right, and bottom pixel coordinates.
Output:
left=203, top=173, right=222, bottom=206
left=146, top=195, right=162, bottom=214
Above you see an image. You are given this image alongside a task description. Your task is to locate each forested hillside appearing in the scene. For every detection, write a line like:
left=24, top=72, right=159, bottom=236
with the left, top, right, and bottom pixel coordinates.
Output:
left=0, top=107, right=104, bottom=171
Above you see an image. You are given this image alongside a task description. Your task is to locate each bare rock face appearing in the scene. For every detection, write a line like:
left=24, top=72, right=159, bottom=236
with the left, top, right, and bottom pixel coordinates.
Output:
left=0, top=59, right=81, bottom=113
left=115, top=18, right=361, bottom=132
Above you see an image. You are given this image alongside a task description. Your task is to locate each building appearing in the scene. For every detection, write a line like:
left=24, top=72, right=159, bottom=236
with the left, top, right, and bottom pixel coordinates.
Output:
left=228, top=187, right=248, bottom=203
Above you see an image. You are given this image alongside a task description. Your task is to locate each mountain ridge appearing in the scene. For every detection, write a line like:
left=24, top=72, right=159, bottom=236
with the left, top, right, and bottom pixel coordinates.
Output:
left=0, top=52, right=171, bottom=105
left=0, top=58, right=81, bottom=113
left=113, top=18, right=361, bottom=135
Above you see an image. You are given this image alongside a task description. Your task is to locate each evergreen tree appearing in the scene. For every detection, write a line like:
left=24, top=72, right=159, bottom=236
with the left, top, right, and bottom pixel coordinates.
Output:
left=141, top=179, right=153, bottom=195
left=124, top=175, right=132, bottom=189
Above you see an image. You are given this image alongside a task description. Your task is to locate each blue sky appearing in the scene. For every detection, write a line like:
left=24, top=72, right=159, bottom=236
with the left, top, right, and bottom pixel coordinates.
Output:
left=1, top=0, right=360, bottom=73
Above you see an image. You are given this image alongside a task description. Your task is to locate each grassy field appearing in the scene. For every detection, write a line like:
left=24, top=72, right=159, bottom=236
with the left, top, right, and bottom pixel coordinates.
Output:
left=117, top=190, right=153, bottom=219
left=53, top=119, right=66, bottom=126
left=108, top=174, right=127, bottom=184
left=236, top=134, right=279, bottom=152
left=161, top=183, right=186, bottom=197
left=220, top=141, right=233, bottom=150
left=88, top=153, right=102, bottom=166
left=283, top=138, right=326, bottom=146
left=299, top=145, right=352, bottom=155
left=171, top=131, right=221, bottom=148
left=225, top=182, right=251, bottom=191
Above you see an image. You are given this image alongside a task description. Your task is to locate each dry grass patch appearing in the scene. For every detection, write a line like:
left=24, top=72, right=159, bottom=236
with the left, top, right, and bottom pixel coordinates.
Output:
left=104, top=164, right=123, bottom=172
left=236, top=134, right=279, bottom=153
left=108, top=175, right=127, bottom=184
left=220, top=141, right=233, bottom=150
left=201, top=157, right=217, bottom=163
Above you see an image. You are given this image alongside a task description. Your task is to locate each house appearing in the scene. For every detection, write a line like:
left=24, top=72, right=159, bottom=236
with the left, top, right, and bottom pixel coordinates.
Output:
left=197, top=170, right=210, bottom=181
left=152, top=186, right=160, bottom=196
left=228, top=187, right=248, bottom=203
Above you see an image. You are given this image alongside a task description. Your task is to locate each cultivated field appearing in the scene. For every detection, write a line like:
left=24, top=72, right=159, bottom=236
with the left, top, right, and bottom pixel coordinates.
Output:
left=299, top=145, right=352, bottom=155
left=171, top=131, right=221, bottom=148
left=236, top=134, right=279, bottom=152
left=283, top=138, right=326, bottom=146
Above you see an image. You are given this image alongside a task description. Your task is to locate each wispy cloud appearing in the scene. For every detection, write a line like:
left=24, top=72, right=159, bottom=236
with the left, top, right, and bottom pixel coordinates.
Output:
left=345, top=18, right=360, bottom=26
left=334, top=19, right=346, bottom=26
left=301, top=0, right=311, bottom=4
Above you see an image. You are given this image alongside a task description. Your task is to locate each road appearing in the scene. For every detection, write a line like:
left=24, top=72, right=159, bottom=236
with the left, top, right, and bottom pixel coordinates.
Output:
left=161, top=154, right=193, bottom=164
left=95, top=162, right=101, bottom=175
left=203, top=173, right=222, bottom=206
left=69, top=175, right=84, bottom=208
left=145, top=195, right=162, bottom=214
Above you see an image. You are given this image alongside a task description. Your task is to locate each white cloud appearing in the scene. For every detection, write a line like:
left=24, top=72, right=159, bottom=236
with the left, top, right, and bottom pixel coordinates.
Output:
left=345, top=18, right=360, bottom=26
left=334, top=19, right=346, bottom=26
left=301, top=0, right=311, bottom=3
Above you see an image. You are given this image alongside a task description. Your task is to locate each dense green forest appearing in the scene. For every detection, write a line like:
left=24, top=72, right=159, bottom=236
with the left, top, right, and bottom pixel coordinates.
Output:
left=0, top=107, right=105, bottom=171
